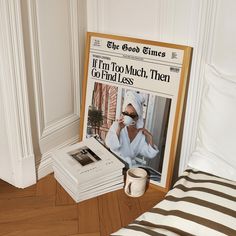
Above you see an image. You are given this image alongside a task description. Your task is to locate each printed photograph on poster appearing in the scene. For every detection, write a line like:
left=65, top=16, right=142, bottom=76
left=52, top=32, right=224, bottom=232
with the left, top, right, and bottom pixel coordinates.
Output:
left=80, top=32, right=192, bottom=189
left=68, top=146, right=102, bottom=166
left=86, top=83, right=171, bottom=181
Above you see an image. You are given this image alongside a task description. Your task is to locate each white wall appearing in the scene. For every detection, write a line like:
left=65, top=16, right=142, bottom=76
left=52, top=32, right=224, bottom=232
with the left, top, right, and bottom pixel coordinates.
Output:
left=87, top=0, right=200, bottom=44
left=210, top=0, right=236, bottom=73
left=0, top=0, right=87, bottom=186
left=0, top=0, right=36, bottom=187
left=87, top=0, right=236, bottom=175
left=1, top=0, right=235, bottom=187
left=21, top=0, right=87, bottom=178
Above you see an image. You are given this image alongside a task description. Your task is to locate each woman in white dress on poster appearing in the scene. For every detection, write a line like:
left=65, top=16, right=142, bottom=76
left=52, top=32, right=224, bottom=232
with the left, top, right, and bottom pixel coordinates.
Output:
left=105, top=91, right=159, bottom=167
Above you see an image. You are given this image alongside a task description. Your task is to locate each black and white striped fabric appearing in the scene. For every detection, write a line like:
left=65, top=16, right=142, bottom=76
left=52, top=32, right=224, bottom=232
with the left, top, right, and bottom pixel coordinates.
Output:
left=112, top=169, right=236, bottom=236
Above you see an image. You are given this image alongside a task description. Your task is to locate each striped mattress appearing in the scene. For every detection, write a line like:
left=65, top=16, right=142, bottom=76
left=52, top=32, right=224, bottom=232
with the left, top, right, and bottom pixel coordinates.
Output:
left=111, top=169, right=236, bottom=236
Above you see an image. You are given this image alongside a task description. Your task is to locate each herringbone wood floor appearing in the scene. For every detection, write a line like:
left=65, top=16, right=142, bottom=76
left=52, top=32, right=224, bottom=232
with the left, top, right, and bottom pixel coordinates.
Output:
left=0, top=174, right=165, bottom=236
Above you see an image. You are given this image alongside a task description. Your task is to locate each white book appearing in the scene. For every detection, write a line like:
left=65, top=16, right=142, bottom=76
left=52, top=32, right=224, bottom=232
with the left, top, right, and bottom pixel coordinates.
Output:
left=52, top=136, right=125, bottom=184
left=54, top=165, right=124, bottom=195
left=78, top=183, right=123, bottom=202
left=53, top=162, right=123, bottom=190
left=55, top=172, right=123, bottom=203
left=52, top=136, right=125, bottom=201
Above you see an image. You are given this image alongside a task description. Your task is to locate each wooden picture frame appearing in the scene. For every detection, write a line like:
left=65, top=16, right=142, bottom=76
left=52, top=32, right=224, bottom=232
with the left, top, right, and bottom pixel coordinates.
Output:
left=80, top=32, right=192, bottom=192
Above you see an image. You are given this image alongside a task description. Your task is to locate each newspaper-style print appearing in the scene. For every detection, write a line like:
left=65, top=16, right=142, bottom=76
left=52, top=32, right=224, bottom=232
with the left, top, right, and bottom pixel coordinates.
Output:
left=82, top=34, right=189, bottom=188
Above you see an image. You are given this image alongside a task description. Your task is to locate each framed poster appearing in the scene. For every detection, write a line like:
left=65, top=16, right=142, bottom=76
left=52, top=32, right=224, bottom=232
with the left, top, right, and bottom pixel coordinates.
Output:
left=80, top=32, right=192, bottom=191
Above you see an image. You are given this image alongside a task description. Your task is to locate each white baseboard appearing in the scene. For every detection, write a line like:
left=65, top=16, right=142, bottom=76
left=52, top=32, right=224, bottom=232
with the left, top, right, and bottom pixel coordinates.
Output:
left=36, top=136, right=79, bottom=180
left=14, top=155, right=37, bottom=188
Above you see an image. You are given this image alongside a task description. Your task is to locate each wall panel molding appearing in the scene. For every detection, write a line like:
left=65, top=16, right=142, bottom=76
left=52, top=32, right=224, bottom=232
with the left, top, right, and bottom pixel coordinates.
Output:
left=36, top=136, right=79, bottom=179
left=27, top=0, right=45, bottom=137
left=179, top=0, right=219, bottom=174
left=24, top=0, right=86, bottom=179
left=27, top=0, right=80, bottom=140
left=69, top=0, right=81, bottom=116
left=0, top=0, right=36, bottom=187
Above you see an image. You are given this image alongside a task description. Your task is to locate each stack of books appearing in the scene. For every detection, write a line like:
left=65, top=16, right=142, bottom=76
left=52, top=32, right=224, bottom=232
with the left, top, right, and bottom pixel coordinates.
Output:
left=52, top=136, right=125, bottom=203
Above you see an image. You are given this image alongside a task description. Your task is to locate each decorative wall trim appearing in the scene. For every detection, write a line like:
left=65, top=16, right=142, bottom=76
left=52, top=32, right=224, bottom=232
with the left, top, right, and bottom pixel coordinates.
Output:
left=41, top=114, right=79, bottom=138
left=27, top=0, right=80, bottom=140
left=37, top=135, right=79, bottom=179
left=38, top=118, right=80, bottom=154
left=77, top=0, right=87, bottom=97
left=14, top=155, right=37, bottom=187
left=69, top=0, right=81, bottom=116
left=27, top=0, right=45, bottom=137
left=0, top=0, right=36, bottom=187
left=179, top=0, right=219, bottom=174
left=206, top=0, right=219, bottom=64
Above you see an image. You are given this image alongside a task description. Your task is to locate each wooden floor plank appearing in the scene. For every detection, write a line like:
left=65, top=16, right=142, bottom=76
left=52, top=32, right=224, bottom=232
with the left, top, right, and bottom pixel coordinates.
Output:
left=0, top=195, right=55, bottom=211
left=1, top=221, right=77, bottom=236
left=0, top=205, right=78, bottom=236
left=36, top=173, right=57, bottom=197
left=77, top=197, right=100, bottom=234
left=55, top=181, right=76, bottom=206
left=0, top=180, right=36, bottom=199
left=98, top=191, right=122, bottom=236
left=68, top=233, right=100, bottom=236
left=116, top=189, right=142, bottom=226
left=0, top=174, right=166, bottom=236
left=138, top=185, right=166, bottom=212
